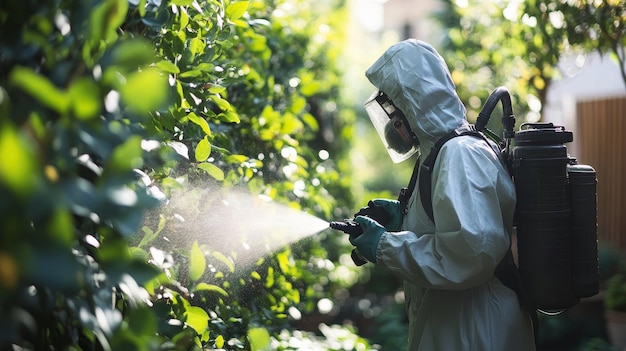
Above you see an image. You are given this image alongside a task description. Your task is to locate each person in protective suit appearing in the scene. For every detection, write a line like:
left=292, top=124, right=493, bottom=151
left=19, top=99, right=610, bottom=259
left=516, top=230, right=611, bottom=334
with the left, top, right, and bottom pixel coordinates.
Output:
left=349, top=39, right=536, bottom=350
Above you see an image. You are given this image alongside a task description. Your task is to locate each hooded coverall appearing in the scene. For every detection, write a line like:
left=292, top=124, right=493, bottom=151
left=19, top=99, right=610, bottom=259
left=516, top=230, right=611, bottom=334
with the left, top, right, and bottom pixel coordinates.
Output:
left=365, top=39, right=536, bottom=350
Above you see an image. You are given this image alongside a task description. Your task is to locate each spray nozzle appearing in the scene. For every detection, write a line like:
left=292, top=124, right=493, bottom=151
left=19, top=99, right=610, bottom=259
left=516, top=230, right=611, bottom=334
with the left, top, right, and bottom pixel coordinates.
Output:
left=330, top=200, right=393, bottom=266
left=329, top=220, right=368, bottom=266
left=329, top=219, right=363, bottom=236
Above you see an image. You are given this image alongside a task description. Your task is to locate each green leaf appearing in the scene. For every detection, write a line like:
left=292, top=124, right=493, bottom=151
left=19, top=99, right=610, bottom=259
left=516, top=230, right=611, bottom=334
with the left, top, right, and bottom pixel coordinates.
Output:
left=137, top=215, right=165, bottom=248
left=197, top=162, right=224, bottom=180
left=280, top=113, right=302, bottom=134
left=170, top=0, right=193, bottom=5
left=195, top=282, right=229, bottom=296
left=209, top=94, right=231, bottom=111
left=300, top=80, right=321, bottom=96
left=264, top=266, right=274, bottom=288
left=302, top=112, right=319, bottom=131
left=138, top=0, right=146, bottom=17
left=178, top=70, right=202, bottom=79
left=195, top=62, right=215, bottom=72
left=187, top=112, right=211, bottom=135
left=232, top=18, right=250, bottom=27
left=195, top=136, right=211, bottom=162
left=68, top=77, right=101, bottom=120
left=28, top=244, right=82, bottom=291
left=276, top=250, right=291, bottom=275
left=127, top=307, right=157, bottom=336
left=211, top=251, right=234, bottom=273
left=226, top=1, right=249, bottom=20
left=290, top=96, right=306, bottom=114
left=47, top=207, right=74, bottom=246
left=219, top=111, right=240, bottom=123
left=110, top=39, right=156, bottom=70
left=184, top=306, right=208, bottom=334
left=189, top=241, right=206, bottom=281
left=98, top=236, right=132, bottom=263
left=0, top=123, right=37, bottom=195
left=128, top=247, right=149, bottom=262
left=216, top=39, right=234, bottom=49
left=9, top=66, right=69, bottom=113
left=215, top=335, right=225, bottom=348
left=207, top=85, right=226, bottom=94
left=226, top=154, right=248, bottom=163
left=247, top=327, right=270, bottom=351
left=119, top=68, right=168, bottom=113
left=107, top=135, right=143, bottom=172
left=155, top=60, right=180, bottom=74
left=189, top=37, right=205, bottom=55
left=89, top=0, right=129, bottom=42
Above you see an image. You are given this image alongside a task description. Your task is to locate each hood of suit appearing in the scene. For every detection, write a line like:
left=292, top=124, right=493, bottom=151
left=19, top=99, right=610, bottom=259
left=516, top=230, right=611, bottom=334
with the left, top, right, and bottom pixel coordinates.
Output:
left=365, top=39, right=468, bottom=153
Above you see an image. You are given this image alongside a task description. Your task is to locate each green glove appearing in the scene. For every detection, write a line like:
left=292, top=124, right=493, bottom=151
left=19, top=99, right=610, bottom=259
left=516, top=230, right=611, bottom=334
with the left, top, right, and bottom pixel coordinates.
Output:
left=355, top=199, right=402, bottom=232
left=350, top=216, right=386, bottom=263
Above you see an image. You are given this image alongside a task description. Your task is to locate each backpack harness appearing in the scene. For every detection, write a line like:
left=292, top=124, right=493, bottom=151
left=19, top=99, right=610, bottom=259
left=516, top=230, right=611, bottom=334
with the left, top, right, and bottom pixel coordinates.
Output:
left=397, top=124, right=539, bottom=345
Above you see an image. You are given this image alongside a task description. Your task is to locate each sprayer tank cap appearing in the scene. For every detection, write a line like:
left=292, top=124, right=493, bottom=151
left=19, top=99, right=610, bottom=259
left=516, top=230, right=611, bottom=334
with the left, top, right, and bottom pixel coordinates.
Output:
left=515, top=123, right=573, bottom=145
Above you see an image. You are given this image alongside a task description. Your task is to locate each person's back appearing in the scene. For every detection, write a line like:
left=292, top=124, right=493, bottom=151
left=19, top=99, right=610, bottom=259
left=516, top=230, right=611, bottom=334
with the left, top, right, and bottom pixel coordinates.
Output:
left=394, top=135, right=534, bottom=350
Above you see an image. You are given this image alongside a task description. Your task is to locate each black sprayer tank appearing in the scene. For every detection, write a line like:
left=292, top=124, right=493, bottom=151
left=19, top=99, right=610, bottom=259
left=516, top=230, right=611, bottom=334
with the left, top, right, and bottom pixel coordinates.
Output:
left=512, top=123, right=598, bottom=311
left=568, top=163, right=599, bottom=298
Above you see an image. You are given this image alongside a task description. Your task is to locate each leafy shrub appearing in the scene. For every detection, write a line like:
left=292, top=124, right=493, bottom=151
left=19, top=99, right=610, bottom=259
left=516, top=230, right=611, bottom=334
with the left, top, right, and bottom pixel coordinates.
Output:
left=0, top=0, right=364, bottom=349
left=606, top=273, right=626, bottom=312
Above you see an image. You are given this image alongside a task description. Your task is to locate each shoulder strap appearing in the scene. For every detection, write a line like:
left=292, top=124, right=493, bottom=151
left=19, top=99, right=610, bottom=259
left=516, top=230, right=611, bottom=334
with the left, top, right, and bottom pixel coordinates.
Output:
left=398, top=158, right=421, bottom=215
left=419, top=125, right=484, bottom=222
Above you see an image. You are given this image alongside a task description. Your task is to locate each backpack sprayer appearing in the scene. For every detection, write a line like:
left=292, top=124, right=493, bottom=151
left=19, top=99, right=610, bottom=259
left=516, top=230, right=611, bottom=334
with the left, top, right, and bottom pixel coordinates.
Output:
left=479, top=87, right=599, bottom=312
left=476, top=87, right=600, bottom=314
left=331, top=86, right=599, bottom=313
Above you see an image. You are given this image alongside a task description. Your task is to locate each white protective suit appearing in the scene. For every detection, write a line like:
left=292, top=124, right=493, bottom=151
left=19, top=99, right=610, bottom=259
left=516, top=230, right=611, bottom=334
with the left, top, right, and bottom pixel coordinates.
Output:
left=365, top=39, right=536, bottom=350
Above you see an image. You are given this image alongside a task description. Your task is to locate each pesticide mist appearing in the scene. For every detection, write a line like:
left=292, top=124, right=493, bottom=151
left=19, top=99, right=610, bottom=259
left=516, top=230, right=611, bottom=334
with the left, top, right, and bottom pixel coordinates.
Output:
left=148, top=183, right=330, bottom=269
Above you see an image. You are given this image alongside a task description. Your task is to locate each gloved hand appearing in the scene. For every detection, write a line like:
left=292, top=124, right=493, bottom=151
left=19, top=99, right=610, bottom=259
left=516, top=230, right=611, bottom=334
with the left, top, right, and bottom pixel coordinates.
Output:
left=349, top=216, right=386, bottom=263
left=355, top=199, right=402, bottom=232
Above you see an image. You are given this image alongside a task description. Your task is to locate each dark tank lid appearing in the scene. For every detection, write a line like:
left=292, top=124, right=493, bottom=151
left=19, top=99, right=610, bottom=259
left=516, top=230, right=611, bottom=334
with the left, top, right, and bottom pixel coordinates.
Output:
left=568, top=164, right=596, bottom=173
left=515, top=122, right=573, bottom=145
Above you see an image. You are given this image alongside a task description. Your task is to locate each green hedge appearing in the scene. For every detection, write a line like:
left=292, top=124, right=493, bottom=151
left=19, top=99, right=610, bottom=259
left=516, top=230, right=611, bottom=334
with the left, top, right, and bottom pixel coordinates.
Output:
left=0, top=0, right=367, bottom=349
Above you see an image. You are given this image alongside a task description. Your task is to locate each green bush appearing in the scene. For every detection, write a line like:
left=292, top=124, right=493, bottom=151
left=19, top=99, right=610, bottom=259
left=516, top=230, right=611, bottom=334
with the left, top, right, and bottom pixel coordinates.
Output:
left=606, top=273, right=626, bottom=312
left=0, top=0, right=367, bottom=349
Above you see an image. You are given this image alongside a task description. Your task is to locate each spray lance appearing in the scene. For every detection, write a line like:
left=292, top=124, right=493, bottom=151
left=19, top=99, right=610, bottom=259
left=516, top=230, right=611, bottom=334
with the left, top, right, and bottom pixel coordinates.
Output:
left=329, top=201, right=392, bottom=266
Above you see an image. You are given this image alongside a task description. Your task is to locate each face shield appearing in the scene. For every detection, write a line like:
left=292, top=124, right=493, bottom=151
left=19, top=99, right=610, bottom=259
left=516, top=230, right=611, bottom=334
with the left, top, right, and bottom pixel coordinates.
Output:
left=364, top=91, right=419, bottom=163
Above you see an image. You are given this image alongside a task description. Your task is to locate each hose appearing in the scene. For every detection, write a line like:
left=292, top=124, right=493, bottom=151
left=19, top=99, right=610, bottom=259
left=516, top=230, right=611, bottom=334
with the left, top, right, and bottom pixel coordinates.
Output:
left=475, top=86, right=514, bottom=132
left=476, top=86, right=516, bottom=175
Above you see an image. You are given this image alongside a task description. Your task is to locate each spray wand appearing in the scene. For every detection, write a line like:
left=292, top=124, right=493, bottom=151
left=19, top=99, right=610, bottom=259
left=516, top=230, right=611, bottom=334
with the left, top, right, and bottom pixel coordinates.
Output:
left=329, top=201, right=392, bottom=266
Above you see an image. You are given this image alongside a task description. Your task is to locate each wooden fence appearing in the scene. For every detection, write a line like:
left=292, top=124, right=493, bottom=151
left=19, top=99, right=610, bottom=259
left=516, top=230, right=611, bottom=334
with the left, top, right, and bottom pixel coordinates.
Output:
left=576, top=96, right=626, bottom=251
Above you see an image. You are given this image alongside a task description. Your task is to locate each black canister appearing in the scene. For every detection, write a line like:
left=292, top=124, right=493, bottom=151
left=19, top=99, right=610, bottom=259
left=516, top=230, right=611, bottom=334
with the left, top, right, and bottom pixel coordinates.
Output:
left=513, top=123, right=578, bottom=310
left=568, top=163, right=599, bottom=298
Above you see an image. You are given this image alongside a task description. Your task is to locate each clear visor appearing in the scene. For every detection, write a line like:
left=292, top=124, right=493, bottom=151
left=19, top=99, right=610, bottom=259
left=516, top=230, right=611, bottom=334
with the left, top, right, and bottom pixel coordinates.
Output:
left=364, top=91, right=419, bottom=163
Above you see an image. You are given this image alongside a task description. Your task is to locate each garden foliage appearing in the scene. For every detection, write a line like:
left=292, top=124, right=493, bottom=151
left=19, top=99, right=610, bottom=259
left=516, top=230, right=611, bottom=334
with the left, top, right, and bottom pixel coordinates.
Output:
left=435, top=0, right=626, bottom=123
left=0, top=0, right=368, bottom=349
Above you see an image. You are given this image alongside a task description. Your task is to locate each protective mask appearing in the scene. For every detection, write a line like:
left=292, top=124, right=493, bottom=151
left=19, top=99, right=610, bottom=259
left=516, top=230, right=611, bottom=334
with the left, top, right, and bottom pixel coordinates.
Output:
left=364, top=91, right=419, bottom=163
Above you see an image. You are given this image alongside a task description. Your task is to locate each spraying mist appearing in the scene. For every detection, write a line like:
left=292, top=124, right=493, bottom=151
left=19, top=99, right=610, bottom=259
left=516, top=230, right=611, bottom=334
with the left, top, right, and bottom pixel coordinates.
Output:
left=148, top=183, right=330, bottom=268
